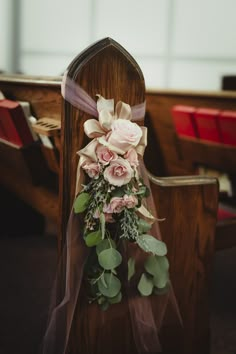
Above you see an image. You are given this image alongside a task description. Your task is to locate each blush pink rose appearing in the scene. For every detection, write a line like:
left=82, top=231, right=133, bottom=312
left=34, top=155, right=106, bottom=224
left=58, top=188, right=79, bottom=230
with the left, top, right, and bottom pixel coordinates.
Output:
left=104, top=158, right=133, bottom=186
left=96, top=145, right=118, bottom=165
left=103, top=197, right=124, bottom=214
left=82, top=161, right=101, bottom=179
left=124, top=148, right=139, bottom=167
left=107, top=119, right=143, bottom=153
left=123, top=195, right=138, bottom=209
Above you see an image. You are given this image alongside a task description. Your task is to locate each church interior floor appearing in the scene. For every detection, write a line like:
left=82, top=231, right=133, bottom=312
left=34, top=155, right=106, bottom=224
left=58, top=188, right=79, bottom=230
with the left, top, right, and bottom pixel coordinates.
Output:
left=0, top=189, right=235, bottom=354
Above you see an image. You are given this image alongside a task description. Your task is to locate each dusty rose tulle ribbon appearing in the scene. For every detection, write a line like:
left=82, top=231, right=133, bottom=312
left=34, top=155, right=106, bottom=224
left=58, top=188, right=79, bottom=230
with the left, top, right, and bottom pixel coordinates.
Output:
left=41, top=73, right=180, bottom=354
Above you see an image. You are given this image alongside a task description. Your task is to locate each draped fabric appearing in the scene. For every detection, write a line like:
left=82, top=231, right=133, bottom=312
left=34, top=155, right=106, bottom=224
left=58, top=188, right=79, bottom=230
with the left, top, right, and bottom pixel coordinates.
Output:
left=41, top=73, right=181, bottom=354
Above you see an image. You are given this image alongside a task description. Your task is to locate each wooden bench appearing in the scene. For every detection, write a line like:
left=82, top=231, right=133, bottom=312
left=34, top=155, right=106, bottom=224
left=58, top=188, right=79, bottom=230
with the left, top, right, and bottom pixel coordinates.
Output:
left=145, top=90, right=236, bottom=250
left=0, top=56, right=219, bottom=353
left=58, top=38, right=218, bottom=354
left=0, top=75, right=61, bottom=223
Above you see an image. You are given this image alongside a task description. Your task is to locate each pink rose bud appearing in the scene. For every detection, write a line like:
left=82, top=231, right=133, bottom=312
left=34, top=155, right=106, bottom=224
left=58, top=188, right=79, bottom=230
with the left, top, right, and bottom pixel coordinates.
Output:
left=96, top=145, right=118, bottom=165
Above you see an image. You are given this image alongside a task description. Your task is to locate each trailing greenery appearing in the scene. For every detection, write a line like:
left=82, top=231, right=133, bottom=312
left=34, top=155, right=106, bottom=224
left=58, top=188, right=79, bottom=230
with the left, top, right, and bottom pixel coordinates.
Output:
left=74, top=172, right=169, bottom=309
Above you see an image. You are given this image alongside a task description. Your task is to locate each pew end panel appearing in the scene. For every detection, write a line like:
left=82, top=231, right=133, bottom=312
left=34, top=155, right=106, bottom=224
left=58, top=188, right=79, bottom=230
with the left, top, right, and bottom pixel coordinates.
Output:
left=58, top=37, right=220, bottom=354
left=149, top=174, right=218, bottom=354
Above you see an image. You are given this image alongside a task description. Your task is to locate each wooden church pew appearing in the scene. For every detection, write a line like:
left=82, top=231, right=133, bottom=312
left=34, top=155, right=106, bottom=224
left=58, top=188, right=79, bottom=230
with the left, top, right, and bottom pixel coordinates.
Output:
left=0, top=59, right=219, bottom=353
left=59, top=38, right=218, bottom=354
left=145, top=90, right=236, bottom=251
left=0, top=75, right=61, bottom=223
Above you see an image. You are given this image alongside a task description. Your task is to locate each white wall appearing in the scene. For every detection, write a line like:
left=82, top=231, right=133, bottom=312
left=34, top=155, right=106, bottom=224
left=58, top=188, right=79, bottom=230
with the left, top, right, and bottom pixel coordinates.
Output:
left=1, top=0, right=236, bottom=90
left=0, top=0, right=16, bottom=72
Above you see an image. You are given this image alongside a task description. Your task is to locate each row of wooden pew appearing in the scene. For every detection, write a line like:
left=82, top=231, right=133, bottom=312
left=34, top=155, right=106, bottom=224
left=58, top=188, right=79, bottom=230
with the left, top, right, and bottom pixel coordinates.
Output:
left=0, top=40, right=235, bottom=354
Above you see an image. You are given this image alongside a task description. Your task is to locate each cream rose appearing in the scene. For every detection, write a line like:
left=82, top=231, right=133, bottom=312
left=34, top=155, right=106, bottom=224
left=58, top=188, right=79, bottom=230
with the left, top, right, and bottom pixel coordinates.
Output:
left=96, top=145, right=118, bottom=165
left=104, top=158, right=133, bottom=186
left=107, top=119, right=143, bottom=153
left=82, top=161, right=101, bottom=179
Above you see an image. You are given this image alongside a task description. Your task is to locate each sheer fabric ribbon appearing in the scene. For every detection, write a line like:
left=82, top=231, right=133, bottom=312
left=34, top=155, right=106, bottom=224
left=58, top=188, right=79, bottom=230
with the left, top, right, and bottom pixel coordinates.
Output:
left=41, top=72, right=180, bottom=354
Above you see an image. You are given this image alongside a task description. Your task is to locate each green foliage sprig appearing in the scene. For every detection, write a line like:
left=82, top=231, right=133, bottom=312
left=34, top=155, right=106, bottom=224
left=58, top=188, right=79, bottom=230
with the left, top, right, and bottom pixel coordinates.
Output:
left=74, top=172, right=170, bottom=310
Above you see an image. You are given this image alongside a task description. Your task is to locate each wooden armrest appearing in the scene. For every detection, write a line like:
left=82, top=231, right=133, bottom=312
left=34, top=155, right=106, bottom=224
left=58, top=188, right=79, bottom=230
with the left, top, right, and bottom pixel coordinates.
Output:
left=148, top=173, right=218, bottom=354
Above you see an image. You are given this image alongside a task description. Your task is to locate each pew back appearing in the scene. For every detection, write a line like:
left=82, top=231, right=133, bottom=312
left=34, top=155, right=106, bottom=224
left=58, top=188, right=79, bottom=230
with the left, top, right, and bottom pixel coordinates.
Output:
left=145, top=89, right=236, bottom=176
left=0, top=75, right=61, bottom=222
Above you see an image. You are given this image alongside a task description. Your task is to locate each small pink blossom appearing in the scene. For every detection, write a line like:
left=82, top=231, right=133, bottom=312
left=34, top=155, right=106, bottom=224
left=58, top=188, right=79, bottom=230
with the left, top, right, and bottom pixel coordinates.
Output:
left=123, top=194, right=138, bottom=209
left=104, top=157, right=133, bottom=186
left=107, top=119, right=143, bottom=153
left=103, top=197, right=125, bottom=214
left=96, top=145, right=118, bottom=165
left=124, top=148, right=139, bottom=167
left=82, top=161, right=101, bottom=179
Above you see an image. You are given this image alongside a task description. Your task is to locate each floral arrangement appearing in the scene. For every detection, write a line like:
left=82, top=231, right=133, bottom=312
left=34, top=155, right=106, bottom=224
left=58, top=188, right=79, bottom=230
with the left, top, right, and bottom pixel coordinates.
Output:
left=74, top=95, right=169, bottom=310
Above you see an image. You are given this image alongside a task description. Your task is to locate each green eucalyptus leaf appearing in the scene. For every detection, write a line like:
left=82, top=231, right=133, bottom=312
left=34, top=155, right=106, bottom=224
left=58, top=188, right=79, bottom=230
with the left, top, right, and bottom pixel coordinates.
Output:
left=138, top=219, right=152, bottom=233
left=154, top=281, right=170, bottom=295
left=128, top=257, right=135, bottom=281
left=137, top=273, right=154, bottom=296
left=144, top=255, right=169, bottom=276
left=74, top=192, right=90, bottom=213
left=137, top=234, right=167, bottom=256
left=153, top=274, right=169, bottom=289
left=100, top=213, right=105, bottom=239
left=96, top=239, right=116, bottom=256
left=108, top=292, right=122, bottom=304
left=98, top=248, right=122, bottom=270
left=100, top=272, right=108, bottom=288
left=98, top=273, right=121, bottom=298
left=145, top=255, right=169, bottom=288
left=84, top=230, right=102, bottom=247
